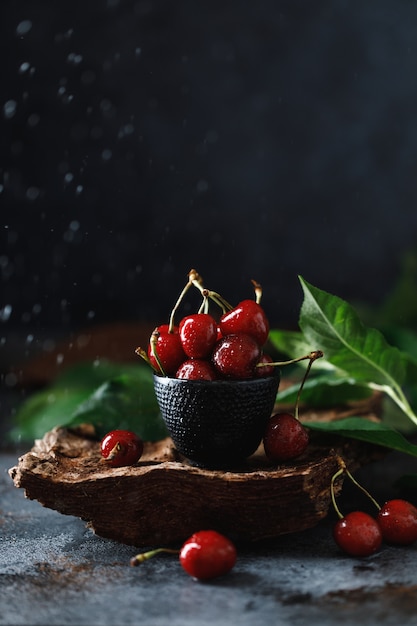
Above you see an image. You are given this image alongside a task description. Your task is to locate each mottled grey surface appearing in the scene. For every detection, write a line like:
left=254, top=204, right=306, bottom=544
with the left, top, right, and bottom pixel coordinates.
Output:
left=3, top=449, right=417, bottom=626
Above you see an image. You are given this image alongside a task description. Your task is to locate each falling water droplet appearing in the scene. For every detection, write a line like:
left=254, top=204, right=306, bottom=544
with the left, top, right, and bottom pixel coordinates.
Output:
left=27, top=113, right=40, bottom=127
left=3, top=100, right=17, bottom=119
left=67, top=52, right=83, bottom=65
left=19, top=62, right=31, bottom=74
left=101, top=148, right=112, bottom=161
left=26, top=186, right=40, bottom=201
left=16, top=20, right=32, bottom=36
left=1, top=305, right=12, bottom=321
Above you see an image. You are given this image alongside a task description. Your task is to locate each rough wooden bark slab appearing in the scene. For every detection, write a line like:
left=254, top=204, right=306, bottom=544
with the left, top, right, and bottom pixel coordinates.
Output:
left=9, top=396, right=384, bottom=548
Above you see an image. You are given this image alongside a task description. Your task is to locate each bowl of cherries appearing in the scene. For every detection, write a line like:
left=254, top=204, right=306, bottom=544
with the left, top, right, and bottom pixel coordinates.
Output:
left=137, top=270, right=320, bottom=468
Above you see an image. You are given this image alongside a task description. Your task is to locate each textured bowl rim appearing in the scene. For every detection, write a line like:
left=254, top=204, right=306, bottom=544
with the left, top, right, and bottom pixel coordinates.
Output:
left=153, top=370, right=280, bottom=387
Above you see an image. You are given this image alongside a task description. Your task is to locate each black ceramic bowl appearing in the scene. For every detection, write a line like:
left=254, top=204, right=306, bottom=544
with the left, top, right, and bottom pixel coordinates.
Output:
left=153, top=371, right=280, bottom=467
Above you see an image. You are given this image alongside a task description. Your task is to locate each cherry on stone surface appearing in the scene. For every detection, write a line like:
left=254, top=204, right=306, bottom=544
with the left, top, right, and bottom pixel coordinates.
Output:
left=263, top=412, right=309, bottom=462
left=377, top=499, right=417, bottom=545
left=211, top=332, right=261, bottom=379
left=147, top=325, right=186, bottom=376
left=333, top=511, right=383, bottom=557
left=179, top=530, right=237, bottom=580
left=179, top=313, right=218, bottom=359
left=130, top=529, right=237, bottom=581
left=176, top=359, right=218, bottom=380
left=100, top=429, right=144, bottom=467
left=219, top=299, right=269, bottom=346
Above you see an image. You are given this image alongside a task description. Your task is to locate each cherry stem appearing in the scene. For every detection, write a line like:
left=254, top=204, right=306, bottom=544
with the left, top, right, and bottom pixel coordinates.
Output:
left=135, top=346, right=159, bottom=373
left=107, top=441, right=122, bottom=460
left=251, top=279, right=263, bottom=304
left=130, top=547, right=179, bottom=567
left=149, top=328, right=167, bottom=377
left=294, top=351, right=323, bottom=420
left=188, top=269, right=234, bottom=313
left=338, top=456, right=381, bottom=511
left=330, top=456, right=381, bottom=520
left=168, top=277, right=195, bottom=333
left=198, top=295, right=209, bottom=314
left=330, top=466, right=345, bottom=519
left=256, top=350, right=323, bottom=420
left=256, top=350, right=324, bottom=369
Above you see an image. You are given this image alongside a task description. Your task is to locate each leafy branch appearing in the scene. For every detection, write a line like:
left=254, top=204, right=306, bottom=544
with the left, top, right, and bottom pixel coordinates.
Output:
left=269, top=276, right=417, bottom=458
left=297, top=276, right=417, bottom=427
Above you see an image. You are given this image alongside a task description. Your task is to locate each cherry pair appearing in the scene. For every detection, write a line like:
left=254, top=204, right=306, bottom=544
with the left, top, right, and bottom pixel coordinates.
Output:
left=130, top=529, right=237, bottom=581
left=331, top=458, right=417, bottom=557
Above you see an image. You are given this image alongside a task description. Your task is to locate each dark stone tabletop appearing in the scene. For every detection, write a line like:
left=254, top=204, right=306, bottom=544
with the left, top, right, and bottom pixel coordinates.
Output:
left=2, top=329, right=417, bottom=626
left=3, top=427, right=417, bottom=625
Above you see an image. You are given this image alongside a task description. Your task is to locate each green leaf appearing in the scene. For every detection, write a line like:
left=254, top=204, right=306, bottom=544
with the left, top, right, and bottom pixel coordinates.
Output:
left=298, top=276, right=408, bottom=387
left=297, top=276, right=417, bottom=427
left=51, top=360, right=142, bottom=390
left=308, top=417, right=417, bottom=458
left=268, top=329, right=335, bottom=371
left=277, top=374, right=373, bottom=406
left=8, top=388, right=91, bottom=442
left=67, top=371, right=167, bottom=441
left=8, top=361, right=167, bottom=443
left=382, top=327, right=417, bottom=386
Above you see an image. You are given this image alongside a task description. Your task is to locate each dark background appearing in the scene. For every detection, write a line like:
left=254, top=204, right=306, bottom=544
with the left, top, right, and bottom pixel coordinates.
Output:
left=2, top=0, right=417, bottom=338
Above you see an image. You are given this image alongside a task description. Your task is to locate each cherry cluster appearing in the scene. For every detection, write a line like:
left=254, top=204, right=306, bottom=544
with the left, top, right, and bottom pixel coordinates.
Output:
left=130, top=529, right=237, bottom=581
left=331, top=458, right=417, bottom=557
left=137, top=269, right=273, bottom=381
left=99, top=270, right=323, bottom=470
left=99, top=270, right=324, bottom=469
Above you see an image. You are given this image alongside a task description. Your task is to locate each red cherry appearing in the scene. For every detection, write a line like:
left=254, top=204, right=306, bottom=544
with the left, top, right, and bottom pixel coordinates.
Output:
left=147, top=325, right=186, bottom=376
left=333, top=511, right=382, bottom=557
left=263, top=412, right=309, bottom=462
left=255, top=353, right=275, bottom=377
left=176, top=359, right=218, bottom=380
left=211, top=333, right=261, bottom=379
left=179, top=530, right=237, bottom=580
left=219, top=300, right=269, bottom=346
left=179, top=313, right=218, bottom=359
left=377, top=499, right=417, bottom=545
left=100, top=429, right=143, bottom=467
